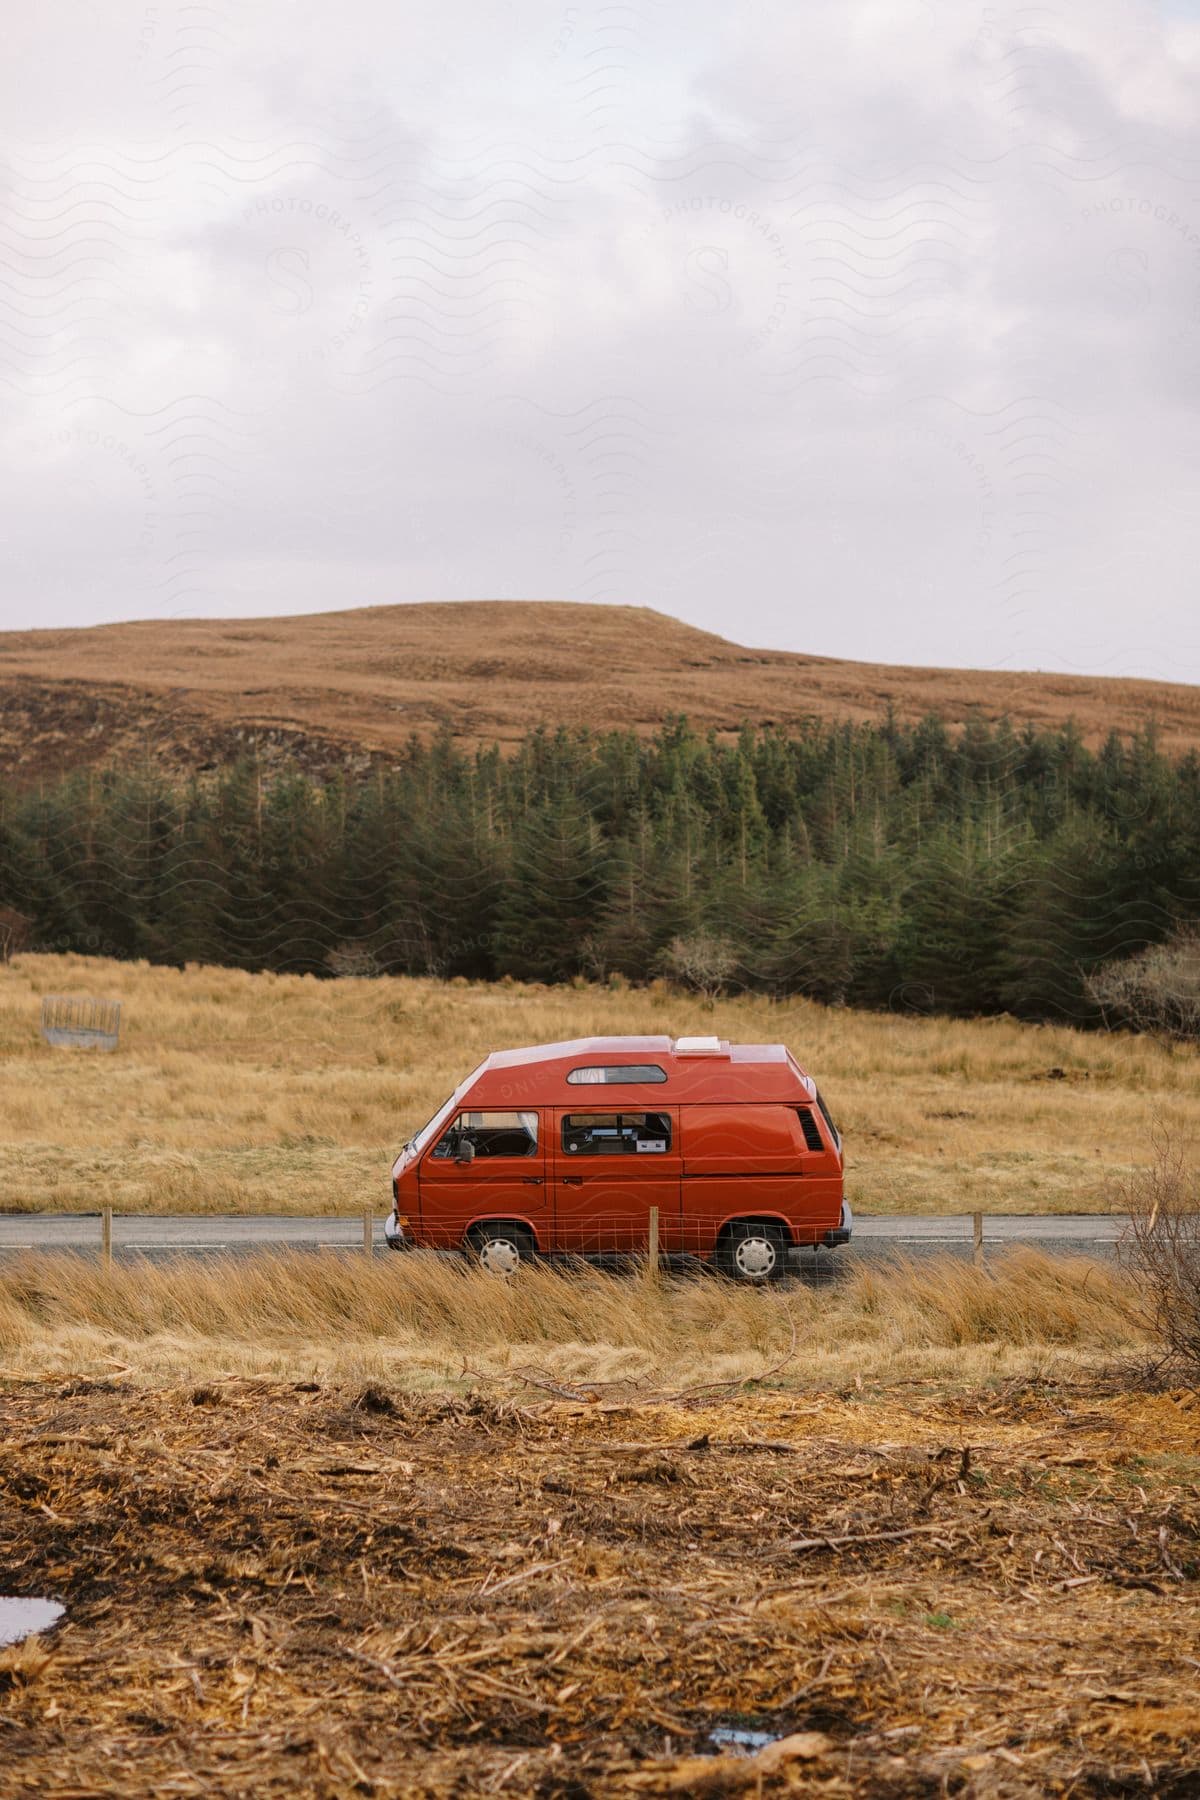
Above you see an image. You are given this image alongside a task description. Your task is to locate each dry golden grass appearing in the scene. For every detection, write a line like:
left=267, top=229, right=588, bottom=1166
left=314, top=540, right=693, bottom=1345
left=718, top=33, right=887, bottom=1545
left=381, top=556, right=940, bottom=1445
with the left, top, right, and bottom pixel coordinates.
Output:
left=4, top=598, right=1200, bottom=780
left=0, top=1247, right=1145, bottom=1388
left=1, top=950, right=1194, bottom=1217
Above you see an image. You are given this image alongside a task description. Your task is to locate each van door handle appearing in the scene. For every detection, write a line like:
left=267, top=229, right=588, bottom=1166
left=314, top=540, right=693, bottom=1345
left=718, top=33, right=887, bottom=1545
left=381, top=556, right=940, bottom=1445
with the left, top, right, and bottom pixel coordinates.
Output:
left=522, top=1177, right=543, bottom=1186
left=560, top=1176, right=584, bottom=1186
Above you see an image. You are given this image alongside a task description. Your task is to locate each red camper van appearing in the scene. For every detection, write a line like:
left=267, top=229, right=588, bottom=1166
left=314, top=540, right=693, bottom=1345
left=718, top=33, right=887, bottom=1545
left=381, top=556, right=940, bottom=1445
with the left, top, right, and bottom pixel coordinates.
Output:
left=385, top=1035, right=850, bottom=1280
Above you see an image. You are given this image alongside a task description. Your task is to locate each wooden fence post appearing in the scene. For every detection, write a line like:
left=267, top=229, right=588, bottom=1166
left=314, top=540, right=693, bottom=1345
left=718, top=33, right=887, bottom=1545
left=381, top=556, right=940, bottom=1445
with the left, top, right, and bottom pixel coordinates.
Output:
left=101, top=1207, right=113, bottom=1272
left=362, top=1210, right=373, bottom=1257
left=647, top=1205, right=659, bottom=1278
left=973, top=1211, right=983, bottom=1269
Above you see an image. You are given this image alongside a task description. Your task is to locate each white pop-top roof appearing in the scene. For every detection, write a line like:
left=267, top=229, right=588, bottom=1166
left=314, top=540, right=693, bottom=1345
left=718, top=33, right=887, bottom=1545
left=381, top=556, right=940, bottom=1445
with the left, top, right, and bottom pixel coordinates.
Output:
left=672, top=1035, right=728, bottom=1055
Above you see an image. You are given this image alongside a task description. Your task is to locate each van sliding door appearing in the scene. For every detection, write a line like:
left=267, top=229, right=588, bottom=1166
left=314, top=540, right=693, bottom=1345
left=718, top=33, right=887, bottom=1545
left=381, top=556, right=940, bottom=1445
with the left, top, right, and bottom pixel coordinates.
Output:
left=552, top=1107, right=681, bottom=1255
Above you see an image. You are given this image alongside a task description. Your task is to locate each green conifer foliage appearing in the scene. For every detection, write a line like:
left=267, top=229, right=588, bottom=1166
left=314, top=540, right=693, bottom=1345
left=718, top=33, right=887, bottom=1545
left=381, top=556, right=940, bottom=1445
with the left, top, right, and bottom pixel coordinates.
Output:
left=2, top=711, right=1197, bottom=1023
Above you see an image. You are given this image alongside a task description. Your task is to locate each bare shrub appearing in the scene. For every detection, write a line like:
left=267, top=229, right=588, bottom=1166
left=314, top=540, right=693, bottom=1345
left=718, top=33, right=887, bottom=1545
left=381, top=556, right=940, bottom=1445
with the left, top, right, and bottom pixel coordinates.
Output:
left=1117, top=1132, right=1200, bottom=1379
left=1086, top=928, right=1200, bottom=1048
left=325, top=940, right=381, bottom=979
left=0, top=906, right=32, bottom=963
left=661, top=930, right=739, bottom=1003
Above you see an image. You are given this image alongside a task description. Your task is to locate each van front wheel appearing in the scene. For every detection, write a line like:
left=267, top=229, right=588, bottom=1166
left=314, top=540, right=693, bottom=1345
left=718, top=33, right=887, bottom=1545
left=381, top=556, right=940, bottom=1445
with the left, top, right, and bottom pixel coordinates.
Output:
left=467, top=1223, right=534, bottom=1276
left=718, top=1223, right=788, bottom=1283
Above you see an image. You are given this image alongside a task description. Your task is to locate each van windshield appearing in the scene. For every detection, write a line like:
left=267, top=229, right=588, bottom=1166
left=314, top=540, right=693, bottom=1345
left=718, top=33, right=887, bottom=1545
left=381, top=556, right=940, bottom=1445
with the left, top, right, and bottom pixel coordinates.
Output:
left=408, top=1093, right=459, bottom=1156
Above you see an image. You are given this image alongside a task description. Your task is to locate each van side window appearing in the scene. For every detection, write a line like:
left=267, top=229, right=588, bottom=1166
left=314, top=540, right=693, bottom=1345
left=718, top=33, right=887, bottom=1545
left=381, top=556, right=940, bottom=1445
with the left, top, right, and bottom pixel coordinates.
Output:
left=566, top=1064, right=667, bottom=1085
left=562, top=1112, right=672, bottom=1155
left=432, top=1111, right=539, bottom=1159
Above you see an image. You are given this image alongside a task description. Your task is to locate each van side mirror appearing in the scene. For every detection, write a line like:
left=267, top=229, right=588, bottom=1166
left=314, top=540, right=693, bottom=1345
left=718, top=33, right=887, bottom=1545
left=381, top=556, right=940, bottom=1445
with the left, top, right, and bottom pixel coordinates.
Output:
left=454, top=1137, right=476, bottom=1165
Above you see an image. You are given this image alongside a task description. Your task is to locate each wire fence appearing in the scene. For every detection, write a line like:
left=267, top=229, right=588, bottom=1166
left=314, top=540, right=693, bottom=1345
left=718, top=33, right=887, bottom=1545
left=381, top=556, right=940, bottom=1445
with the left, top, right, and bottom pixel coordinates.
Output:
left=4, top=1206, right=999, bottom=1284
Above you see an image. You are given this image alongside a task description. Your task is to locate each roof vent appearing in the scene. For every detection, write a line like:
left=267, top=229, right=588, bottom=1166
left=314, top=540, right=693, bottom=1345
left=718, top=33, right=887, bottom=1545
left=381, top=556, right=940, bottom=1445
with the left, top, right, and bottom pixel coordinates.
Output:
left=673, top=1035, right=727, bottom=1056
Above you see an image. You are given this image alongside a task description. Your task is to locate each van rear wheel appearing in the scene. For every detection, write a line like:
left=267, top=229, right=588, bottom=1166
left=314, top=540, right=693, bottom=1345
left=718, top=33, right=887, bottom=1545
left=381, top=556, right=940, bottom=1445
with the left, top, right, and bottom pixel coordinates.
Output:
left=467, top=1223, right=534, bottom=1276
left=718, top=1222, right=788, bottom=1283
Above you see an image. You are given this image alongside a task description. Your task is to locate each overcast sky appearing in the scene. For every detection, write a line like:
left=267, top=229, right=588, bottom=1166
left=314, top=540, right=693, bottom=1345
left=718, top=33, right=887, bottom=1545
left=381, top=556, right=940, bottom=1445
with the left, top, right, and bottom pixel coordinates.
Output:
left=3, top=1, right=1200, bottom=679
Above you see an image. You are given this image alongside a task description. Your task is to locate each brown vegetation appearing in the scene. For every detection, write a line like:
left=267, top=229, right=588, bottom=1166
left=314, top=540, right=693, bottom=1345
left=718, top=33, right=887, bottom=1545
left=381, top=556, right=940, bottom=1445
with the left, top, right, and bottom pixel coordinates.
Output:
left=0, top=1244, right=1189, bottom=1793
left=1119, top=1134, right=1200, bottom=1380
left=0, top=906, right=31, bottom=964
left=0, top=1343, right=1196, bottom=1796
left=2, top=600, right=1199, bottom=781
left=3, top=952, right=1197, bottom=1217
left=0, top=1247, right=1143, bottom=1387
left=1087, top=928, right=1200, bottom=1048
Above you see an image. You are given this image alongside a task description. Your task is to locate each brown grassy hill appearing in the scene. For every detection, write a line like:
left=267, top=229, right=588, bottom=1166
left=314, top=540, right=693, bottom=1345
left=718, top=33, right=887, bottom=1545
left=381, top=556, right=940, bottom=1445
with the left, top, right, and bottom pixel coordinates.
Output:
left=0, top=600, right=1196, bottom=782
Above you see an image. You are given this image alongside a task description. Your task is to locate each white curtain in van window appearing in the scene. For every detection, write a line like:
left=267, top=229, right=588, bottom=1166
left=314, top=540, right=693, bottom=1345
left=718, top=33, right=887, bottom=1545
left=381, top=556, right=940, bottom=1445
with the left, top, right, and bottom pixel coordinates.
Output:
left=518, top=1112, right=538, bottom=1145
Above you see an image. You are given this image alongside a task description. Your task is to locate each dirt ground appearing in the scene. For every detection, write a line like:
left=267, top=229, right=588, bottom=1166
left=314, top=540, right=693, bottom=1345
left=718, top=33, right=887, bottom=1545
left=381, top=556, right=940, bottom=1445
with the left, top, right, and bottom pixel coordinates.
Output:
left=1, top=1375, right=1197, bottom=1798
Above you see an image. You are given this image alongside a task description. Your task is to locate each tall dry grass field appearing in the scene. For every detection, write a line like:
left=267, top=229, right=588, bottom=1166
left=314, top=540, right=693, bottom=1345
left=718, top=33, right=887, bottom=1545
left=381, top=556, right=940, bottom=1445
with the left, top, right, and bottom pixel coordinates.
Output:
left=0, top=1247, right=1144, bottom=1386
left=2, top=951, right=1194, bottom=1215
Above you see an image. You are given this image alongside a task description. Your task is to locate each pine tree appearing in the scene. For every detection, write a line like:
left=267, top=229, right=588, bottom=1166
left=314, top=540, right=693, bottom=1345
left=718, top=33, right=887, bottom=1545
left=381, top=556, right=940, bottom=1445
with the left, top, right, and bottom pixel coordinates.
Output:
left=894, top=825, right=1008, bottom=1015
left=494, top=800, right=609, bottom=981
left=999, top=817, right=1120, bottom=1020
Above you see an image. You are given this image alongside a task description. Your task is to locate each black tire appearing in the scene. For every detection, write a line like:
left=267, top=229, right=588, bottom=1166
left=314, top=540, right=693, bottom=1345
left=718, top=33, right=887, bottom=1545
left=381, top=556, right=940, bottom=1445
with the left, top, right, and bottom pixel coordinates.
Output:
left=717, top=1221, right=788, bottom=1284
left=466, top=1223, right=535, bottom=1275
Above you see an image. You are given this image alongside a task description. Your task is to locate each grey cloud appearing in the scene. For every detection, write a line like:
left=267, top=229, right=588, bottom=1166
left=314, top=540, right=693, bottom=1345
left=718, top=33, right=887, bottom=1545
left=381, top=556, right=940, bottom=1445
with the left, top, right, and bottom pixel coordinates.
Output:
left=1, top=0, right=1198, bottom=680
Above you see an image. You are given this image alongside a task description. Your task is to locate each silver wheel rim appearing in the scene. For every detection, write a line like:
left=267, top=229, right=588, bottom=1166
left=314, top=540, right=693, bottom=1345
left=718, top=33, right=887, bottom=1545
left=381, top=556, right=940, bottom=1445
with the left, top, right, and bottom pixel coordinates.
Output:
left=734, top=1236, right=776, bottom=1280
left=478, top=1236, right=522, bottom=1275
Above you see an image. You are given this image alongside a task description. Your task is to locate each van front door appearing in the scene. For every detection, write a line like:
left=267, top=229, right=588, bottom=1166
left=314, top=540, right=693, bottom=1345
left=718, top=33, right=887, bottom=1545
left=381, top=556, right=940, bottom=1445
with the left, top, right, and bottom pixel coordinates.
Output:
left=418, top=1109, right=546, bottom=1248
left=552, top=1107, right=681, bottom=1255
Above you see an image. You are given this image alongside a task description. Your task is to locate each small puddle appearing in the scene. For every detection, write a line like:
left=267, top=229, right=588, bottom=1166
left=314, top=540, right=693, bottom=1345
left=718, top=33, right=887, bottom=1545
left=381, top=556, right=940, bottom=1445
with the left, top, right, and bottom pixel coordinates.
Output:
left=707, top=1726, right=779, bottom=1756
left=0, top=1598, right=64, bottom=1647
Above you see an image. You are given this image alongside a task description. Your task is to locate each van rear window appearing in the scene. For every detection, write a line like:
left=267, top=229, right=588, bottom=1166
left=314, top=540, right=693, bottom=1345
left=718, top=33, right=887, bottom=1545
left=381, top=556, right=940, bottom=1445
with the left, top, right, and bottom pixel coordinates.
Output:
left=566, top=1064, right=667, bottom=1085
left=815, top=1089, right=841, bottom=1151
left=562, top=1113, right=672, bottom=1154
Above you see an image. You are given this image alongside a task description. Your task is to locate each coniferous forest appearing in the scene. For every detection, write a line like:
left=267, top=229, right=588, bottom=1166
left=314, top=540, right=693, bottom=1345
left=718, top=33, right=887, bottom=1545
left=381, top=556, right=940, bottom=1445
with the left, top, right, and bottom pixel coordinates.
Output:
left=4, top=713, right=1199, bottom=1023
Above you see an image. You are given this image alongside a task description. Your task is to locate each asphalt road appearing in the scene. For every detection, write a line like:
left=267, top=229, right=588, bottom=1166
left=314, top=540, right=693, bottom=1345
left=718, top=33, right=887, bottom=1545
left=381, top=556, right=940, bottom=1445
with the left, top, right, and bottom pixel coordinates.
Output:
left=0, top=1212, right=1127, bottom=1262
